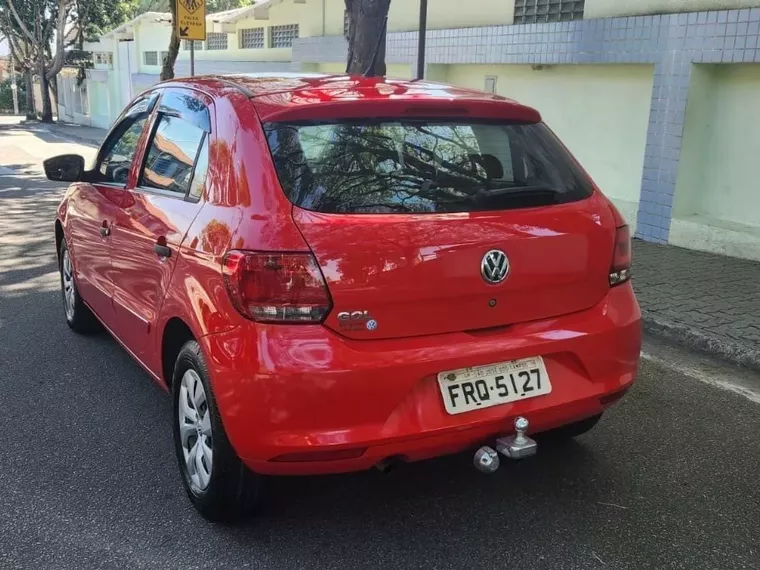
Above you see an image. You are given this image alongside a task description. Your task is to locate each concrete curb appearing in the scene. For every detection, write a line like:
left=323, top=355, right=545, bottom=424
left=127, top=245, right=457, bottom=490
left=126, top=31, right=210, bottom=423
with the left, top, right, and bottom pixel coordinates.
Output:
left=642, top=311, right=760, bottom=373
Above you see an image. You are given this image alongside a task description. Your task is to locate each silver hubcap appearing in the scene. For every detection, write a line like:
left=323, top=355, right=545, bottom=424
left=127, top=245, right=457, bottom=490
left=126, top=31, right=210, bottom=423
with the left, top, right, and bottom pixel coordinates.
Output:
left=179, top=369, right=213, bottom=492
left=62, top=250, right=75, bottom=320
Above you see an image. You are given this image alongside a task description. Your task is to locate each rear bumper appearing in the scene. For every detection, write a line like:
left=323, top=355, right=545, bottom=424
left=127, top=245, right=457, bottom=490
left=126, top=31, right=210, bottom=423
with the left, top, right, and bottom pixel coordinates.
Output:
left=201, top=283, right=641, bottom=475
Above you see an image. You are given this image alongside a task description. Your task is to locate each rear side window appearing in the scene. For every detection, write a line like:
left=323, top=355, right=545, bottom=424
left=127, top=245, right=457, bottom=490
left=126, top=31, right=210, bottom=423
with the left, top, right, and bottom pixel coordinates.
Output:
left=264, top=120, right=593, bottom=214
left=141, top=115, right=205, bottom=195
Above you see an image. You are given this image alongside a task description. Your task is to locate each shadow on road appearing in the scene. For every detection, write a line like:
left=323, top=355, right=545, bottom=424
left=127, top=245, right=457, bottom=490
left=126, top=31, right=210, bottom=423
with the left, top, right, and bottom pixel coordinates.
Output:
left=0, top=183, right=62, bottom=294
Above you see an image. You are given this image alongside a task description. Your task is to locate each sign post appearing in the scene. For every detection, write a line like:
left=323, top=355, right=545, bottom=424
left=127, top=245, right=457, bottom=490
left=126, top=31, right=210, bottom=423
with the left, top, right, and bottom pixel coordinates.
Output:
left=176, top=0, right=206, bottom=77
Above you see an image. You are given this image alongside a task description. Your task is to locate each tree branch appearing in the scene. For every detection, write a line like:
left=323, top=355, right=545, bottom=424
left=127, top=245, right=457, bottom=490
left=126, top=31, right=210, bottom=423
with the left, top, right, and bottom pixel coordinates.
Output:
left=46, top=0, right=71, bottom=81
left=6, top=0, right=37, bottom=45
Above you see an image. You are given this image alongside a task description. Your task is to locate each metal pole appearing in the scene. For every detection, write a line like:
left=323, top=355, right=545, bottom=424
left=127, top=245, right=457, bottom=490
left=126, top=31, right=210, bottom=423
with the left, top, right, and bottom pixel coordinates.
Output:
left=416, top=0, right=428, bottom=79
left=9, top=58, right=19, bottom=115
left=190, top=42, right=195, bottom=76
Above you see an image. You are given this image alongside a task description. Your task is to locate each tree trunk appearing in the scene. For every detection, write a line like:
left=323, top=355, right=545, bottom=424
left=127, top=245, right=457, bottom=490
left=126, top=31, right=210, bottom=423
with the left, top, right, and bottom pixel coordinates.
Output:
left=23, top=69, right=35, bottom=120
left=39, top=60, right=54, bottom=123
left=161, top=0, right=181, bottom=81
left=345, top=0, right=391, bottom=76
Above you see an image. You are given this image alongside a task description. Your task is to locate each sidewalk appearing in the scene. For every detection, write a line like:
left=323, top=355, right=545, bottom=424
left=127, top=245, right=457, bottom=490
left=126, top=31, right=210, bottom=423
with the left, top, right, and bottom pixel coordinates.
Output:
left=633, top=240, right=760, bottom=371
left=27, top=120, right=108, bottom=147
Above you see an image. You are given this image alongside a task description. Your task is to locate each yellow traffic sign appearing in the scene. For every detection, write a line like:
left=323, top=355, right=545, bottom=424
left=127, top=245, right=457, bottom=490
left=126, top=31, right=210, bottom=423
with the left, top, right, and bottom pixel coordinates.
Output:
left=176, top=0, right=206, bottom=42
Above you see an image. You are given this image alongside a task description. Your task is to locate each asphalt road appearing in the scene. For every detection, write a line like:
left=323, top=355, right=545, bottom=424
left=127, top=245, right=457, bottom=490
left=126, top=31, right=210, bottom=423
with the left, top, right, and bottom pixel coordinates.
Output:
left=1, top=120, right=759, bottom=570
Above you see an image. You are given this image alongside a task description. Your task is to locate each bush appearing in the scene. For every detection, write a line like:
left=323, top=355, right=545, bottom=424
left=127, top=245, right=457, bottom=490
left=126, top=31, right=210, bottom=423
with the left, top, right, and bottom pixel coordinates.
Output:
left=0, top=77, right=27, bottom=113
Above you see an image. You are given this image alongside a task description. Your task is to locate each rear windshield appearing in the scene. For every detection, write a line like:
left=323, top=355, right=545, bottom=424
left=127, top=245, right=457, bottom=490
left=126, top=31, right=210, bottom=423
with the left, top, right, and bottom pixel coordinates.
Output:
left=263, top=120, right=593, bottom=214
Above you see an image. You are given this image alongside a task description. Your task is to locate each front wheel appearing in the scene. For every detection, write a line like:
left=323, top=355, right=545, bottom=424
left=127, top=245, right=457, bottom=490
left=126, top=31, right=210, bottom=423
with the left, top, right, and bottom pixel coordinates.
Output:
left=59, top=239, right=99, bottom=334
left=172, top=340, right=262, bottom=522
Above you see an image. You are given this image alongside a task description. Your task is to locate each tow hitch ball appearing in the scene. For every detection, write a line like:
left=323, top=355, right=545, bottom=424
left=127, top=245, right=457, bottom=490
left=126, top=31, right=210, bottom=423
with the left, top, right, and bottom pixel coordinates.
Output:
left=473, top=417, right=537, bottom=473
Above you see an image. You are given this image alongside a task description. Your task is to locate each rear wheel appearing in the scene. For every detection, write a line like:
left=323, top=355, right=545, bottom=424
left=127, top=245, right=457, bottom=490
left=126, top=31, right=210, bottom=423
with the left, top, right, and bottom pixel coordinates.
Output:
left=541, top=414, right=603, bottom=441
left=59, top=240, right=99, bottom=334
left=172, top=340, right=262, bottom=522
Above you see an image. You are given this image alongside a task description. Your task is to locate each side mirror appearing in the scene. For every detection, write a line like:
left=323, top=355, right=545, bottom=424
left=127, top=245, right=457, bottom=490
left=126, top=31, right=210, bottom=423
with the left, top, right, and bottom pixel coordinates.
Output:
left=43, top=154, right=85, bottom=182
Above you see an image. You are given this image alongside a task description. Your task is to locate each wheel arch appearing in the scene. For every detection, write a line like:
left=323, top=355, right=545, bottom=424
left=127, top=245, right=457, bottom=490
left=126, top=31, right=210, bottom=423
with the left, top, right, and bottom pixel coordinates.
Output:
left=161, top=317, right=197, bottom=389
left=55, top=219, right=64, bottom=260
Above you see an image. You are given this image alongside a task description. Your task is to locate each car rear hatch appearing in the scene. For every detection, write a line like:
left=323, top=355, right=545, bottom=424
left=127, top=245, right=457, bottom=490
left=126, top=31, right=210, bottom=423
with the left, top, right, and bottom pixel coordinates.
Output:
left=262, top=112, right=617, bottom=341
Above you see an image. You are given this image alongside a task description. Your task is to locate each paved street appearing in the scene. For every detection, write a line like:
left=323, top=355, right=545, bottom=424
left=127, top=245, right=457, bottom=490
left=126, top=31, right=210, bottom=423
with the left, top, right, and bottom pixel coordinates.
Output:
left=1, top=119, right=759, bottom=570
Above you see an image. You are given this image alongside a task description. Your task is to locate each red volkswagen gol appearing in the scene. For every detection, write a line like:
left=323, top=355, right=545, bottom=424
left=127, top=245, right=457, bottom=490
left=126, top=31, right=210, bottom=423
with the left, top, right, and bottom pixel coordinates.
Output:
left=45, top=74, right=641, bottom=521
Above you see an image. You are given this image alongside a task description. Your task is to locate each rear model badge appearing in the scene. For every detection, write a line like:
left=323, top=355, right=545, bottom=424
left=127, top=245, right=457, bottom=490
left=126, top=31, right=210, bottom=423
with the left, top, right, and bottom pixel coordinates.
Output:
left=337, top=310, right=376, bottom=332
left=481, top=250, right=509, bottom=284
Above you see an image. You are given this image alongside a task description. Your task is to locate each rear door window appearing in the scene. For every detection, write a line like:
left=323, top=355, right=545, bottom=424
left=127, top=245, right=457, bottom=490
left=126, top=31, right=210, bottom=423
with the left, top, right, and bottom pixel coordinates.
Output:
left=141, top=115, right=205, bottom=195
left=264, top=120, right=593, bottom=214
left=138, top=90, right=211, bottom=198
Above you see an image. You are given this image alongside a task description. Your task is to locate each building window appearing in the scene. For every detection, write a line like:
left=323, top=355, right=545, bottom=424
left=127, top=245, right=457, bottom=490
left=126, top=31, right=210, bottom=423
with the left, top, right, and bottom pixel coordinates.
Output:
left=206, top=32, right=228, bottom=50
left=143, top=51, right=158, bottom=66
left=94, top=52, right=113, bottom=66
left=514, top=0, right=584, bottom=24
left=240, top=27, right=265, bottom=49
left=269, top=24, right=299, bottom=48
left=183, top=40, right=204, bottom=51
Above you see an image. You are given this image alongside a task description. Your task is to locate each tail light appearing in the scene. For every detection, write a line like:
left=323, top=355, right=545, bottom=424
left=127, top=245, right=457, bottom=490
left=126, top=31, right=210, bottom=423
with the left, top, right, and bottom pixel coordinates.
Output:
left=223, top=251, right=332, bottom=323
left=609, top=225, right=632, bottom=287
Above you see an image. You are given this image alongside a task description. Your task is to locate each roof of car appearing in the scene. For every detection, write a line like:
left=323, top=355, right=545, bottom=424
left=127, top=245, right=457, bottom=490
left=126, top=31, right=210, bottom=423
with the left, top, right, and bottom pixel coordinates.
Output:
left=174, top=73, right=542, bottom=123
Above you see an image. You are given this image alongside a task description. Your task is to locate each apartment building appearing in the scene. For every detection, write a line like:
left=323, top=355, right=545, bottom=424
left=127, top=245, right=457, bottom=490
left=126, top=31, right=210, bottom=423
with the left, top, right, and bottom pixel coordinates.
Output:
left=70, top=0, right=760, bottom=258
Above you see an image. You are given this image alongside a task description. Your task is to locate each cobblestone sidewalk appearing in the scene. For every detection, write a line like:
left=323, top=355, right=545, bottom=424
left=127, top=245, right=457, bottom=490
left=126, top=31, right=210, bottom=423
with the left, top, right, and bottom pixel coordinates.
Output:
left=633, top=240, right=760, bottom=371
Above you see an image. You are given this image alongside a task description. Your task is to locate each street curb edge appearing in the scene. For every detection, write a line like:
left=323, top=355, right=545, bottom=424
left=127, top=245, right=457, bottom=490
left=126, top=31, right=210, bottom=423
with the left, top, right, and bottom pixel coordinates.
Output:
left=642, top=312, right=760, bottom=374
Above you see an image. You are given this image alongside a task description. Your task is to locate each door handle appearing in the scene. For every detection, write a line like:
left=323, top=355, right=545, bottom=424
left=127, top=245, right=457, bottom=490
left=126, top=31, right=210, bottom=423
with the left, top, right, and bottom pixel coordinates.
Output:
left=99, top=225, right=110, bottom=237
left=154, top=243, right=172, bottom=258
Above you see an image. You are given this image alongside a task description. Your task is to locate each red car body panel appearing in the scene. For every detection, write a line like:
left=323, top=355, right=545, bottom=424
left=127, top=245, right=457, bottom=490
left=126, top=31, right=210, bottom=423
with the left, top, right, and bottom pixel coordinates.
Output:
left=294, top=191, right=616, bottom=341
left=202, top=283, right=640, bottom=475
left=62, top=183, right=125, bottom=323
left=56, top=74, right=642, bottom=476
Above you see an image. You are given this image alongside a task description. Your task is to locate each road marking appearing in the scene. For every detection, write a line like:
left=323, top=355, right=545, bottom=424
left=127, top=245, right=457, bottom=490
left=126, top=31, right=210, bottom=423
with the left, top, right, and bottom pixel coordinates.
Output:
left=641, top=350, right=760, bottom=404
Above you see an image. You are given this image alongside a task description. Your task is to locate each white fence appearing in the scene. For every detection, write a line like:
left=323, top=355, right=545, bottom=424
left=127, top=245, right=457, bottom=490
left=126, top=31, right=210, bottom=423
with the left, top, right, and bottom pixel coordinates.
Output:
left=57, top=69, right=89, bottom=124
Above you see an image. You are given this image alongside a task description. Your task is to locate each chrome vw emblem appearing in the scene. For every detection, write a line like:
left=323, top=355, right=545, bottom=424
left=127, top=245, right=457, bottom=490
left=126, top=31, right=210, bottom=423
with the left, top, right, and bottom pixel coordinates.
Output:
left=481, top=250, right=509, bottom=284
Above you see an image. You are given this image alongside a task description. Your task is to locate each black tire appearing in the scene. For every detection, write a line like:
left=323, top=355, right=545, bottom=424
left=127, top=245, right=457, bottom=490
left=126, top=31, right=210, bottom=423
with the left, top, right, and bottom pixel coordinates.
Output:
left=541, top=413, right=603, bottom=441
left=172, top=340, right=262, bottom=522
left=59, top=239, right=100, bottom=334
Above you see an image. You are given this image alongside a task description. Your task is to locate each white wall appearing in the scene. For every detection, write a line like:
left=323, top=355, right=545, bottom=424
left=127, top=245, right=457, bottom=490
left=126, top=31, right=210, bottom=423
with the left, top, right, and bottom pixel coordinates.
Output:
left=134, top=21, right=171, bottom=74
left=676, top=64, right=760, bottom=228
left=586, top=0, right=760, bottom=18
left=87, top=77, right=111, bottom=130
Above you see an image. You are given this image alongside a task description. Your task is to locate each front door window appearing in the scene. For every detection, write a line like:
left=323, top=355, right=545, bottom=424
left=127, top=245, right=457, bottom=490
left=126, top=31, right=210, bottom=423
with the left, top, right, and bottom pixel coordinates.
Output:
left=97, top=118, right=148, bottom=185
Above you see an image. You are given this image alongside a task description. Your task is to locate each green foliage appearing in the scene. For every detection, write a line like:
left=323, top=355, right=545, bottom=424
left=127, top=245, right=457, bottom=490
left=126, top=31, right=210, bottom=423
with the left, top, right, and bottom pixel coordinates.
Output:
left=206, top=0, right=249, bottom=12
left=133, top=0, right=251, bottom=16
left=0, top=77, right=27, bottom=112
left=79, top=0, right=137, bottom=42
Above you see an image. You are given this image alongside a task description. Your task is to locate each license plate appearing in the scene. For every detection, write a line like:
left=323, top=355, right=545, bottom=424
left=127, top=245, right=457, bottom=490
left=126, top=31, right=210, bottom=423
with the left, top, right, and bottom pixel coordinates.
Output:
left=437, top=356, right=552, bottom=415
